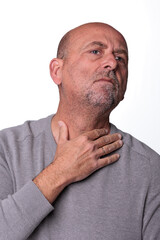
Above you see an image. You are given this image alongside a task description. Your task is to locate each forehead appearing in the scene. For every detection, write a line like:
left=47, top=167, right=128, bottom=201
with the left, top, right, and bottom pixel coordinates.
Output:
left=69, top=25, right=128, bottom=52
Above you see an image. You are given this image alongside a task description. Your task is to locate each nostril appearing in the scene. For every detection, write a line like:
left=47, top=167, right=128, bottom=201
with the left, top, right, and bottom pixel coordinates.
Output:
left=104, top=63, right=117, bottom=71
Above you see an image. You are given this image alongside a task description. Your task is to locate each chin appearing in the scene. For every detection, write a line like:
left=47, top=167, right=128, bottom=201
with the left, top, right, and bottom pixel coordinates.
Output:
left=85, top=86, right=119, bottom=111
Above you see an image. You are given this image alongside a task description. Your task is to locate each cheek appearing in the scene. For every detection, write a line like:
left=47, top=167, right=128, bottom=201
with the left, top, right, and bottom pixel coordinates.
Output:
left=119, top=67, right=128, bottom=85
left=61, top=61, right=90, bottom=95
left=116, top=68, right=128, bottom=100
left=121, top=77, right=128, bottom=99
left=67, top=60, right=91, bottom=85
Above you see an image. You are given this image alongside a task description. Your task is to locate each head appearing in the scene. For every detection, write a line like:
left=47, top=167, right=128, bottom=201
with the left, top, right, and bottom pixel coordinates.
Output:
left=50, top=22, right=128, bottom=115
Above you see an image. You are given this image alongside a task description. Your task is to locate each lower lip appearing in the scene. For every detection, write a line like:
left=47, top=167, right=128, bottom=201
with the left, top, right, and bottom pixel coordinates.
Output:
left=95, top=79, right=113, bottom=84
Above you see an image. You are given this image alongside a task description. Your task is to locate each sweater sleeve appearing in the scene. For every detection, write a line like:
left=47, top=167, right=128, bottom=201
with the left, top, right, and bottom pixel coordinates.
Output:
left=0, top=153, right=54, bottom=240
left=142, top=153, right=160, bottom=239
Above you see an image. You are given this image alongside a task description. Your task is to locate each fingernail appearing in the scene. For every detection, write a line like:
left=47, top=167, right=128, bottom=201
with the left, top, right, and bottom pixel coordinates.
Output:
left=119, top=140, right=123, bottom=145
left=105, top=129, right=108, bottom=134
left=117, top=154, right=120, bottom=159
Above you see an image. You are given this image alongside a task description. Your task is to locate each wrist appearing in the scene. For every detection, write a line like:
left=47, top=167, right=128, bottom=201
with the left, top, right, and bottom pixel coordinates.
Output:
left=33, top=163, right=69, bottom=204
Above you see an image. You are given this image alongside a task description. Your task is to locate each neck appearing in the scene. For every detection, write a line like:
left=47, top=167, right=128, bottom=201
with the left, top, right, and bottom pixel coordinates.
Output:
left=51, top=102, right=111, bottom=142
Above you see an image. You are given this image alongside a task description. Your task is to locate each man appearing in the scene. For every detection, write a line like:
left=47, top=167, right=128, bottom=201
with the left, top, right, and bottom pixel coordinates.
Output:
left=0, top=22, right=160, bottom=240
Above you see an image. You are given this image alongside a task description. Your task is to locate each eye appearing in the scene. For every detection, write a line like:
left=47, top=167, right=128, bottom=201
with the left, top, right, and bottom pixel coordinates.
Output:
left=115, top=56, right=125, bottom=63
left=90, top=50, right=101, bottom=55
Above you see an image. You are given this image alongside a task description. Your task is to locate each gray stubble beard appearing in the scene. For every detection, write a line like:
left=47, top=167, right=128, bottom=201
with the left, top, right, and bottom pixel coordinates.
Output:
left=85, top=84, right=117, bottom=110
left=85, top=70, right=119, bottom=112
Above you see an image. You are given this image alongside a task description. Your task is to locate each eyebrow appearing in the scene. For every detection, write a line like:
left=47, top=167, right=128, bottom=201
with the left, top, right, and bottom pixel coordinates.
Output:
left=114, top=48, right=128, bottom=59
left=82, top=41, right=107, bottom=50
left=82, top=41, right=128, bottom=59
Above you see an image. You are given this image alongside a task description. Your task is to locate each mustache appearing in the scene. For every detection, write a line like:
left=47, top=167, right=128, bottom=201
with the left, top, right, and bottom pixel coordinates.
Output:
left=93, top=70, right=119, bottom=87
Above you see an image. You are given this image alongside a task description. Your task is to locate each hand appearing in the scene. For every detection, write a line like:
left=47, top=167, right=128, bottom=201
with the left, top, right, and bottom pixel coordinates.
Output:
left=52, top=121, right=123, bottom=185
left=33, top=121, right=123, bottom=203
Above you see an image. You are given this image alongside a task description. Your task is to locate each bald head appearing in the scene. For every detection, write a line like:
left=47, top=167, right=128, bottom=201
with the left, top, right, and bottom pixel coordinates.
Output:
left=51, top=22, right=128, bottom=116
left=56, top=22, right=127, bottom=59
left=57, top=31, right=71, bottom=59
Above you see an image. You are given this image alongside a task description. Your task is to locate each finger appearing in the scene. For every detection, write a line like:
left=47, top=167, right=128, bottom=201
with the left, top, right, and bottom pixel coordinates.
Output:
left=96, top=154, right=120, bottom=169
left=95, top=133, right=122, bottom=148
left=58, top=121, right=69, bottom=144
left=96, top=140, right=123, bottom=158
left=83, top=128, right=108, bottom=140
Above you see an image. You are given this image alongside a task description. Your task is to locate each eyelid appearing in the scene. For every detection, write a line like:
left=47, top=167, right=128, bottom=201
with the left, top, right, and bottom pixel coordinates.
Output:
left=90, top=49, right=102, bottom=54
left=115, top=56, right=123, bottom=59
left=115, top=55, right=126, bottom=64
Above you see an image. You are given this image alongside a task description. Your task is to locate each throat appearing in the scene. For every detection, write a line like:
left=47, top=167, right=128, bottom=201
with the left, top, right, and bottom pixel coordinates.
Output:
left=52, top=109, right=110, bottom=141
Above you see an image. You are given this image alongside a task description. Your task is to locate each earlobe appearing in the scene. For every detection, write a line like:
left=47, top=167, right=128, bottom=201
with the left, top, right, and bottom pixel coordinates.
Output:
left=49, top=58, right=63, bottom=85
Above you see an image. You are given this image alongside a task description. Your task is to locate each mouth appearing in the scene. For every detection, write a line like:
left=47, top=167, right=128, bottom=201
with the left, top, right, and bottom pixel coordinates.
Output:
left=94, top=78, right=114, bottom=85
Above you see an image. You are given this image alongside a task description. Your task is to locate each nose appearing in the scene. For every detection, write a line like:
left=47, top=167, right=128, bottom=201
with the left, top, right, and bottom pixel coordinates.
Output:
left=102, top=54, right=118, bottom=71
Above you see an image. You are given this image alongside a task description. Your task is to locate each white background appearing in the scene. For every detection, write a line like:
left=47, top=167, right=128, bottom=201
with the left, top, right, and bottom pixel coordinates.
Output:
left=0, top=0, right=160, bottom=154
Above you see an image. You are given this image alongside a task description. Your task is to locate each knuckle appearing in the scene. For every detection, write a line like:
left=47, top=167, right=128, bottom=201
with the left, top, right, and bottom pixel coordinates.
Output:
left=91, top=160, right=98, bottom=170
left=103, top=156, right=111, bottom=165
left=114, top=133, right=122, bottom=140
left=96, top=161, right=101, bottom=168
left=95, top=128, right=107, bottom=137
left=116, top=140, right=122, bottom=148
left=106, top=145, right=112, bottom=152
left=93, top=141, right=98, bottom=149
left=93, top=128, right=106, bottom=138
left=107, top=147, right=111, bottom=152
left=94, top=152, right=99, bottom=160
left=94, top=129, right=100, bottom=138
left=106, top=156, right=112, bottom=165
left=107, top=158, right=112, bottom=165
left=80, top=135, right=89, bottom=142
left=106, top=135, right=111, bottom=143
left=97, top=159, right=105, bottom=169
left=115, top=142, right=120, bottom=149
left=103, top=136, right=109, bottom=144
left=86, top=142, right=95, bottom=151
left=107, top=133, right=120, bottom=143
left=109, top=154, right=119, bottom=163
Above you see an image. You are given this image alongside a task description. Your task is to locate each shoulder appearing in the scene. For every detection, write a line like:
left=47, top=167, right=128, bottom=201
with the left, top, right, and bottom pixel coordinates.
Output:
left=0, top=114, right=53, bottom=152
left=111, top=123, right=160, bottom=186
left=111, top=123, right=160, bottom=162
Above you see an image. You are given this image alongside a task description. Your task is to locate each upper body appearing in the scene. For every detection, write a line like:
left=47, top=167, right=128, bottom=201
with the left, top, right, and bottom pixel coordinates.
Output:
left=0, top=114, right=160, bottom=239
left=0, top=22, right=160, bottom=239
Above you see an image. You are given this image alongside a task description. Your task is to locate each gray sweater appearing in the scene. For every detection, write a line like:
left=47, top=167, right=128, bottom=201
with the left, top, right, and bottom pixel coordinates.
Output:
left=0, top=114, right=160, bottom=240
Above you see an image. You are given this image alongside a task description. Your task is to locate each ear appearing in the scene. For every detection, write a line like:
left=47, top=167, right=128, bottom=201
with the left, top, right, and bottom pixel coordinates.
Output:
left=49, top=58, right=63, bottom=85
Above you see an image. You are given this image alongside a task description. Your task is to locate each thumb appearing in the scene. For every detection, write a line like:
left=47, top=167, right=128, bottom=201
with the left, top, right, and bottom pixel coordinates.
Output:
left=58, top=121, right=69, bottom=144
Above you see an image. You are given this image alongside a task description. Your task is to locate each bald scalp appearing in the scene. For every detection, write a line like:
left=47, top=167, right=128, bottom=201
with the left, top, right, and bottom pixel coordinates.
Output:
left=57, top=31, right=71, bottom=59
left=56, top=22, right=127, bottom=59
